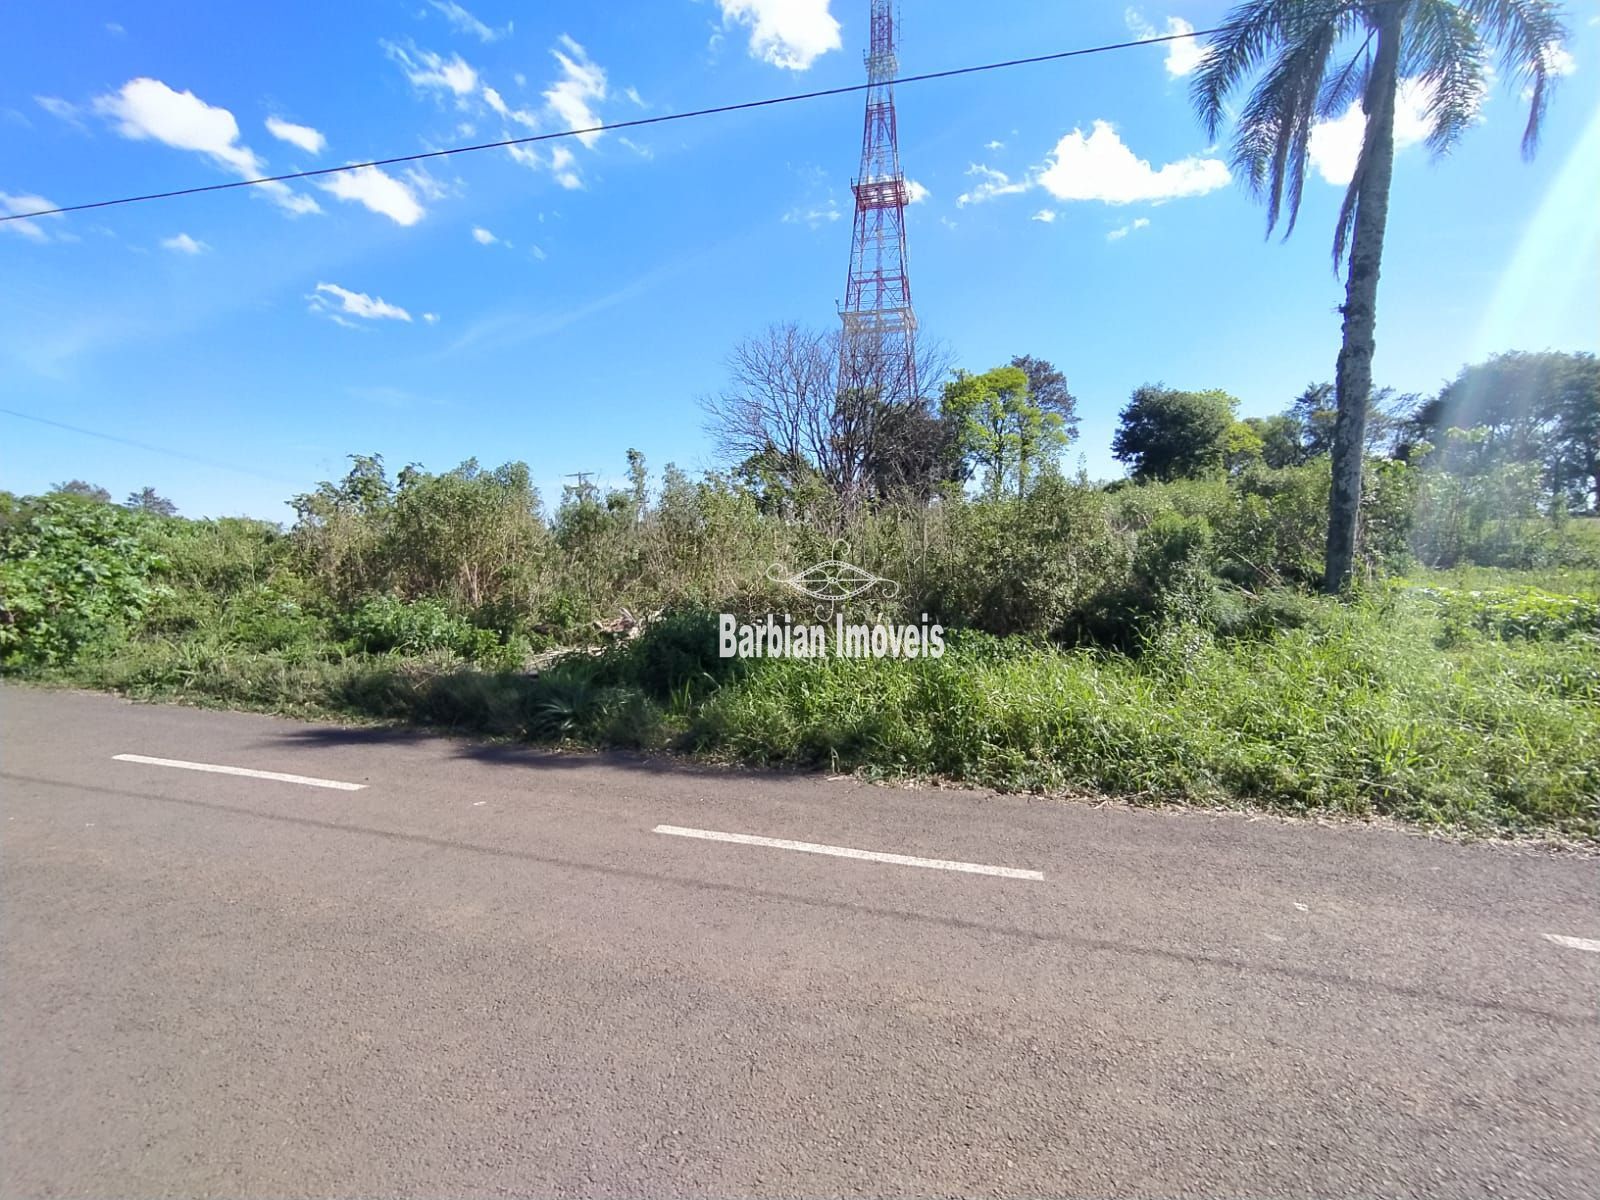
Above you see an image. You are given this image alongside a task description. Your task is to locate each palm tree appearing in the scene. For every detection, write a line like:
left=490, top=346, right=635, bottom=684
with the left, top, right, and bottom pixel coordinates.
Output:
left=1193, top=0, right=1567, bottom=592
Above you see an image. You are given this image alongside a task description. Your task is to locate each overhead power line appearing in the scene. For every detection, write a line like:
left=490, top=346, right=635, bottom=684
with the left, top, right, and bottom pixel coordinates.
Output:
left=0, top=407, right=305, bottom=486
left=2, top=4, right=1391, bottom=225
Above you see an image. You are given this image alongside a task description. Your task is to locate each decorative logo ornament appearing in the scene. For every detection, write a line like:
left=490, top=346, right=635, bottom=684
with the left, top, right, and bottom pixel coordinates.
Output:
left=766, top=541, right=900, bottom=617
left=724, top=541, right=943, bottom=660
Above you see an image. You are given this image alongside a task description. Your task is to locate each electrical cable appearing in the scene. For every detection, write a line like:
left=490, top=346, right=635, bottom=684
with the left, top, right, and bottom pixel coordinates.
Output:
left=1, top=3, right=1399, bottom=225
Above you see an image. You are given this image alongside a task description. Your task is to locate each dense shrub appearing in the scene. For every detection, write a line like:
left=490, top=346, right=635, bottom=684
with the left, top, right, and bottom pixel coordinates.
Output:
left=4, top=452, right=1595, bottom=837
left=605, top=606, right=746, bottom=700
left=337, top=594, right=517, bottom=665
left=0, top=495, right=166, bottom=667
left=1219, top=464, right=1331, bottom=585
left=921, top=475, right=1126, bottom=638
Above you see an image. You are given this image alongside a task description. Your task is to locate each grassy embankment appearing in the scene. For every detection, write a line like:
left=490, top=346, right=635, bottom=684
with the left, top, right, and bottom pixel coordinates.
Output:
left=5, top=474, right=1597, bottom=840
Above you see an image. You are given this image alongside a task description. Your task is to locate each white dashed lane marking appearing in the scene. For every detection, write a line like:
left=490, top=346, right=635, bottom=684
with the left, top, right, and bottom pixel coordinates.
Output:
left=113, top=754, right=365, bottom=792
left=653, top=824, right=1044, bottom=880
left=1543, top=934, right=1600, bottom=954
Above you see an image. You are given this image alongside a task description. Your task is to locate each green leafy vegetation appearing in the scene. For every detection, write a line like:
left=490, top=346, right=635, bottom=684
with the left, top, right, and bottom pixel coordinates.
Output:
left=3, top=424, right=1596, bottom=840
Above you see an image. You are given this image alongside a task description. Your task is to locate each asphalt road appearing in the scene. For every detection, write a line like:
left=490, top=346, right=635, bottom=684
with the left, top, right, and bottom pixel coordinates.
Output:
left=2, top=686, right=1597, bottom=1198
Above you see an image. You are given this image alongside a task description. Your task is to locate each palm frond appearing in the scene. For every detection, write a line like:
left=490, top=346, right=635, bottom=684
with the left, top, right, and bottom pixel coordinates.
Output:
left=1458, top=0, right=1568, bottom=154
left=1192, top=0, right=1354, bottom=138
left=1317, top=31, right=1375, bottom=118
left=1229, top=10, right=1353, bottom=237
left=1405, top=0, right=1488, bottom=155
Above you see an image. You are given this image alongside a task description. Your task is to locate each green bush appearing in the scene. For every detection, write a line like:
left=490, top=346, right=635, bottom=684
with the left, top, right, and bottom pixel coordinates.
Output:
left=8, top=445, right=1597, bottom=840
left=0, top=495, right=166, bottom=668
left=1219, top=463, right=1331, bottom=585
left=695, top=596, right=1597, bottom=837
left=338, top=594, right=517, bottom=665
left=923, top=476, right=1126, bottom=638
left=606, top=606, right=745, bottom=700
left=1075, top=511, right=1220, bottom=650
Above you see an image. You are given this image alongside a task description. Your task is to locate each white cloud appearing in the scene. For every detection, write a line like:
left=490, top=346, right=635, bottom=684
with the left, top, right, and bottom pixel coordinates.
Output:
left=404, top=166, right=449, bottom=201
left=385, top=43, right=480, bottom=96
left=161, top=232, right=208, bottom=254
left=310, top=282, right=412, bottom=323
left=505, top=143, right=542, bottom=170
left=429, top=1, right=510, bottom=43
left=262, top=184, right=322, bottom=216
left=717, top=0, right=841, bottom=71
left=35, top=96, right=83, bottom=126
left=1308, top=79, right=1435, bottom=185
left=985, top=139, right=1005, bottom=151
left=906, top=178, right=930, bottom=204
left=545, top=36, right=607, bottom=145
left=494, top=41, right=611, bottom=188
left=956, top=164, right=1030, bottom=207
left=783, top=201, right=842, bottom=227
left=483, top=85, right=539, bottom=129
left=92, top=77, right=319, bottom=215
left=1107, top=217, right=1151, bottom=242
left=265, top=116, right=326, bottom=155
left=0, top=191, right=63, bottom=241
left=472, top=225, right=498, bottom=245
left=95, top=77, right=259, bottom=174
left=1125, top=10, right=1210, bottom=77
left=1031, top=209, right=1056, bottom=223
left=549, top=144, right=583, bottom=189
left=529, top=243, right=548, bottom=261
left=1037, top=121, right=1230, bottom=204
left=319, top=165, right=426, bottom=225
left=624, top=86, right=645, bottom=107
left=1161, top=20, right=1210, bottom=77
left=423, top=312, right=440, bottom=324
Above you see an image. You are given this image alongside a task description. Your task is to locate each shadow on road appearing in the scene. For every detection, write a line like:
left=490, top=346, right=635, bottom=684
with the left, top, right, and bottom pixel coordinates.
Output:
left=265, top=722, right=847, bottom=787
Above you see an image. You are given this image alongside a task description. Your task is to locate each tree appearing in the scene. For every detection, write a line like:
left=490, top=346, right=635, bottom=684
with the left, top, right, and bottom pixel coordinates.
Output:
left=1547, top=353, right=1600, bottom=512
left=1403, top=351, right=1599, bottom=508
left=51, top=480, right=111, bottom=503
left=1292, top=382, right=1340, bottom=460
left=867, top=402, right=965, bottom=499
left=942, top=365, right=1067, bottom=497
left=124, top=487, right=178, bottom=517
left=1194, top=0, right=1567, bottom=591
left=625, top=449, right=649, bottom=517
left=1245, top=413, right=1306, bottom=468
left=1112, top=385, right=1238, bottom=482
left=1293, top=381, right=1411, bottom=459
left=292, top=453, right=392, bottom=524
left=1227, top=419, right=1267, bottom=472
left=1009, top=355, right=1080, bottom=444
left=701, top=323, right=951, bottom=502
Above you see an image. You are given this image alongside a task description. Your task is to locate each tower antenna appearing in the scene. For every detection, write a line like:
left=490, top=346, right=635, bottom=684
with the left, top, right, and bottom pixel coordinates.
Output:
left=839, top=0, right=918, bottom=401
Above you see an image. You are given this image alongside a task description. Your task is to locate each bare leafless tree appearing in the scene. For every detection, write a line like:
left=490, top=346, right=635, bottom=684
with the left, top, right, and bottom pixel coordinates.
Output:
left=702, top=322, right=952, bottom=503
left=701, top=323, right=836, bottom=477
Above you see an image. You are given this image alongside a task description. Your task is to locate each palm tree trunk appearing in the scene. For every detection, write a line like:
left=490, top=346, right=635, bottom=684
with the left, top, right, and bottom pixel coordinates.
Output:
left=1325, top=3, right=1405, bottom=594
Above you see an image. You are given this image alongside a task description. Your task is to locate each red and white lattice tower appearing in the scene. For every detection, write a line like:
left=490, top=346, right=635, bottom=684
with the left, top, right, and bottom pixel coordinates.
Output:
left=839, top=0, right=917, bottom=399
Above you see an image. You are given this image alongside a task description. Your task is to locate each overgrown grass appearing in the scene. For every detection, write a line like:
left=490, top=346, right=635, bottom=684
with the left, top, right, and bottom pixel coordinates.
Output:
left=38, top=582, right=1598, bottom=841
left=7, top=472, right=1598, bottom=841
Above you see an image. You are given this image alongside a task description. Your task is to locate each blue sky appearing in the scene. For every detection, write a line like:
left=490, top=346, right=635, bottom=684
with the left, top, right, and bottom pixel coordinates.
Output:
left=3, top=1, right=1597, bottom=519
